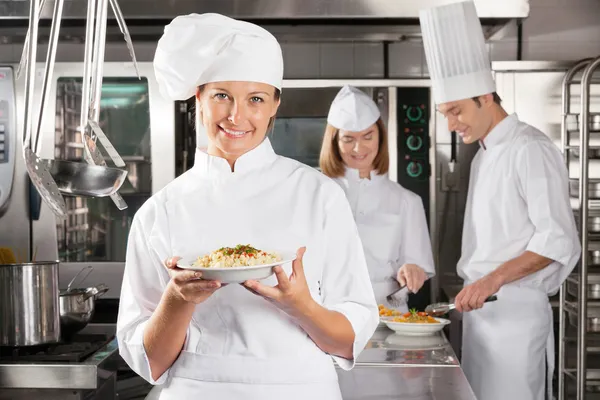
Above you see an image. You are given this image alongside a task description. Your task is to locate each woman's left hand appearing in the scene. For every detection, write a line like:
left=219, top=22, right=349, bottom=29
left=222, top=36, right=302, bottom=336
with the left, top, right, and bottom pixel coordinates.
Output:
left=243, top=247, right=315, bottom=318
left=397, top=264, right=428, bottom=293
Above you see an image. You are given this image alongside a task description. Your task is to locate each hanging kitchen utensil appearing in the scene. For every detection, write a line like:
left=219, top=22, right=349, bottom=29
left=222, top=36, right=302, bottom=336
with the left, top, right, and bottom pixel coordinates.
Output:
left=19, top=0, right=135, bottom=216
left=109, top=0, right=141, bottom=79
left=21, top=0, right=67, bottom=218
left=425, top=295, right=498, bottom=317
left=78, top=0, right=138, bottom=210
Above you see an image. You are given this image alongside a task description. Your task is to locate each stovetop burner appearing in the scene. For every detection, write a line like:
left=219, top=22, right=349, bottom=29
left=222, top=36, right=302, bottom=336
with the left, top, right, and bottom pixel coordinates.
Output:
left=0, top=333, right=115, bottom=363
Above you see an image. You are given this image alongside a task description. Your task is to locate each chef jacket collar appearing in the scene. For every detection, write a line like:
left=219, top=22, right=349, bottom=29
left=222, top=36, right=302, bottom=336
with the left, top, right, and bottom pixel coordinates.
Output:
left=344, top=167, right=387, bottom=183
left=193, top=137, right=277, bottom=176
left=479, top=113, right=519, bottom=151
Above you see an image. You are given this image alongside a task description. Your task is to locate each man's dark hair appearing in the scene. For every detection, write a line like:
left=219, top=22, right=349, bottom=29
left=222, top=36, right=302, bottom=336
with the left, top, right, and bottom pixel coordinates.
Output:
left=472, top=92, right=502, bottom=107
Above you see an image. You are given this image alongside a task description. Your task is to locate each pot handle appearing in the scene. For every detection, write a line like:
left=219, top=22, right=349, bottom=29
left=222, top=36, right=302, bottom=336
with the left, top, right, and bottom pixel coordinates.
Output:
left=82, top=283, right=109, bottom=301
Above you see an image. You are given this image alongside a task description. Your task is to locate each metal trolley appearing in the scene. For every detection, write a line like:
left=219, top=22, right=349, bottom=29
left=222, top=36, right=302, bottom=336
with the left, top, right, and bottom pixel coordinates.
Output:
left=559, top=55, right=600, bottom=400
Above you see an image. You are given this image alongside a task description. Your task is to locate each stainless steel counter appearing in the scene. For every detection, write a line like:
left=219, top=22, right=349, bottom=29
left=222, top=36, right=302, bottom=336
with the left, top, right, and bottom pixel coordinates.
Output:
left=335, top=327, right=476, bottom=400
left=0, top=337, right=119, bottom=389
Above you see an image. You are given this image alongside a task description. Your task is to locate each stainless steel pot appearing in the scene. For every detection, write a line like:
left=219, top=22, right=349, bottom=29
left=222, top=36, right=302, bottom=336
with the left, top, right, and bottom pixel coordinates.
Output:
left=0, top=261, right=61, bottom=346
left=59, top=283, right=109, bottom=339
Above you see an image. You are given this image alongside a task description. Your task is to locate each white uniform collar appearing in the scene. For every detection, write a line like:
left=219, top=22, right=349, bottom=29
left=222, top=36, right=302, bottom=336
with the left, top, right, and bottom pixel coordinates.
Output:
left=479, top=113, right=519, bottom=151
left=344, top=168, right=387, bottom=183
left=193, top=137, right=277, bottom=176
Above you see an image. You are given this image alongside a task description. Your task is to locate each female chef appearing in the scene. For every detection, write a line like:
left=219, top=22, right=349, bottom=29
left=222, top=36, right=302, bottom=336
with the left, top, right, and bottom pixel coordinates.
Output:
left=116, top=13, right=378, bottom=400
left=319, top=85, right=435, bottom=312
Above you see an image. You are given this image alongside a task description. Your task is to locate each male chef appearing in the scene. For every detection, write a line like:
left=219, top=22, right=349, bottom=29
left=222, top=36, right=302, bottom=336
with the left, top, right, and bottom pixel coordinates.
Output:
left=419, top=2, right=581, bottom=399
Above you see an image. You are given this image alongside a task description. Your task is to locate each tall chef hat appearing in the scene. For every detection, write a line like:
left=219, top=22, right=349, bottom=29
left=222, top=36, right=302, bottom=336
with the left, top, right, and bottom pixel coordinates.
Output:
left=419, top=1, right=496, bottom=104
left=327, top=85, right=381, bottom=132
left=154, top=13, right=284, bottom=101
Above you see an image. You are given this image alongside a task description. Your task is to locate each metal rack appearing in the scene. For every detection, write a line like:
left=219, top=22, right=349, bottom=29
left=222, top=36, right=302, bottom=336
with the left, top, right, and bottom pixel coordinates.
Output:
left=559, top=55, right=600, bottom=400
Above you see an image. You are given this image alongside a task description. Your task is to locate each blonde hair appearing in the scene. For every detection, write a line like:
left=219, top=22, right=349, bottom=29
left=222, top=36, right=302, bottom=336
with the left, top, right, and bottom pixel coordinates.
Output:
left=319, top=118, right=389, bottom=178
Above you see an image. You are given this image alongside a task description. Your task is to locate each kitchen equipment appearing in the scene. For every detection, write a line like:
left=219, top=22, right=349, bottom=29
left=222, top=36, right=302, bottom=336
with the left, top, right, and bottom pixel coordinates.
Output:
left=59, top=266, right=108, bottom=338
left=0, top=67, right=16, bottom=215
left=565, top=112, right=600, bottom=133
left=567, top=274, right=600, bottom=300
left=0, top=260, right=60, bottom=346
left=386, top=281, right=407, bottom=308
left=573, top=210, right=600, bottom=232
left=570, top=179, right=600, bottom=199
left=20, top=0, right=67, bottom=218
left=568, top=303, right=600, bottom=332
left=59, top=284, right=109, bottom=339
left=47, top=158, right=128, bottom=197
left=424, top=295, right=498, bottom=317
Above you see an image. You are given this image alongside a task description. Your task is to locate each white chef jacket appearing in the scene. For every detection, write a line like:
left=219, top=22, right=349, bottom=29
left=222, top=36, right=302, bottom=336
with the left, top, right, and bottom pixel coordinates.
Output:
left=116, top=138, right=379, bottom=400
left=333, top=169, right=435, bottom=309
left=457, top=113, right=580, bottom=294
left=458, top=113, right=581, bottom=400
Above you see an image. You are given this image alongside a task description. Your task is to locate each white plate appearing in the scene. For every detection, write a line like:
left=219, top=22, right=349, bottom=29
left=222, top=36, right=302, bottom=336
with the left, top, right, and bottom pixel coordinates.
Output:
left=380, top=317, right=450, bottom=336
left=177, top=250, right=297, bottom=283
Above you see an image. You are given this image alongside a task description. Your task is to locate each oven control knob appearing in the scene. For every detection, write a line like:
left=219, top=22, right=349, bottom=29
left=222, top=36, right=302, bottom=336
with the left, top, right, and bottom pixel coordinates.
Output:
left=406, top=135, right=423, bottom=151
left=406, top=106, right=423, bottom=123
left=406, top=161, right=423, bottom=178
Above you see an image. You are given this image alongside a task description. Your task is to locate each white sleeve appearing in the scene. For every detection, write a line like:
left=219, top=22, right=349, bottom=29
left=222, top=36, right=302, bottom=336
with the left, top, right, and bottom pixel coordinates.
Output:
left=517, top=140, right=581, bottom=268
left=320, top=185, right=379, bottom=371
left=116, top=206, right=176, bottom=385
left=398, top=194, right=436, bottom=277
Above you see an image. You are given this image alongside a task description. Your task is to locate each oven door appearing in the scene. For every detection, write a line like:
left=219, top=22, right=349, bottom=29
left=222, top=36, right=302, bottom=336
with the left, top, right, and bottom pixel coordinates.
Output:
left=25, top=62, right=175, bottom=297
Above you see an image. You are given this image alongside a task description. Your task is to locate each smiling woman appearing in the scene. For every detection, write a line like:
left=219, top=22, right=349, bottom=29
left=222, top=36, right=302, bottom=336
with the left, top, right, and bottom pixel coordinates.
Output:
left=319, top=85, right=435, bottom=314
left=196, top=83, right=281, bottom=169
left=117, top=12, right=378, bottom=400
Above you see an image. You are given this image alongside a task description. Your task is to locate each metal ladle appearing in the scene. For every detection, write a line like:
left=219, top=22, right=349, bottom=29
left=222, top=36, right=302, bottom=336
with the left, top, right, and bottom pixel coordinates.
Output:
left=20, top=0, right=135, bottom=217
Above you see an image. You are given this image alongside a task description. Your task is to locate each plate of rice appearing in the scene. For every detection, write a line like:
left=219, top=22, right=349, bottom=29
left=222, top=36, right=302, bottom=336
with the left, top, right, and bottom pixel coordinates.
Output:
left=177, top=244, right=296, bottom=283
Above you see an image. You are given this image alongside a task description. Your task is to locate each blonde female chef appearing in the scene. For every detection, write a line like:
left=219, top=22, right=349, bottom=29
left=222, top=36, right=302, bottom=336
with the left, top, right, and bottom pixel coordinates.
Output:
left=116, top=13, right=378, bottom=400
left=319, top=85, right=435, bottom=312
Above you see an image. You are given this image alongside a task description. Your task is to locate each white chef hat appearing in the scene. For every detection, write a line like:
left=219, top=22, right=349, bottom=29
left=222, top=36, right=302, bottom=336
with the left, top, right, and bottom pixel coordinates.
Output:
left=327, top=85, right=381, bottom=132
left=419, top=1, right=495, bottom=104
left=153, top=13, right=284, bottom=101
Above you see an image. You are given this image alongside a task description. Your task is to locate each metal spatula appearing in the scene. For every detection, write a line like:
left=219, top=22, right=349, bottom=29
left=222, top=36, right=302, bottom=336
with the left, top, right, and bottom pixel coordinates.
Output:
left=425, top=295, right=498, bottom=317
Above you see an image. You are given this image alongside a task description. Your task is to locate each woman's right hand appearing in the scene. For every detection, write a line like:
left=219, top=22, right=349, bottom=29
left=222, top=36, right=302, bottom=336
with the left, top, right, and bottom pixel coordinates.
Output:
left=164, top=256, right=223, bottom=304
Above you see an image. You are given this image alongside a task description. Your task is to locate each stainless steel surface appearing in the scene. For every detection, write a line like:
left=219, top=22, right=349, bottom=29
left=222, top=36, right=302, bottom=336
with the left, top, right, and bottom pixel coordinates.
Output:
left=358, top=328, right=459, bottom=367
left=568, top=274, right=600, bottom=300
left=47, top=158, right=128, bottom=197
left=59, top=284, right=109, bottom=338
left=0, top=261, right=61, bottom=346
left=578, top=56, right=600, bottom=399
left=566, top=113, right=600, bottom=134
left=337, top=365, right=476, bottom=400
left=425, top=295, right=497, bottom=317
left=21, top=0, right=67, bottom=218
left=34, top=0, right=64, bottom=155
left=0, top=336, right=118, bottom=389
left=108, top=0, right=140, bottom=78
left=568, top=303, right=600, bottom=332
left=557, top=57, right=597, bottom=400
left=0, top=0, right=530, bottom=21
left=571, top=179, right=600, bottom=199
left=84, top=0, right=129, bottom=211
